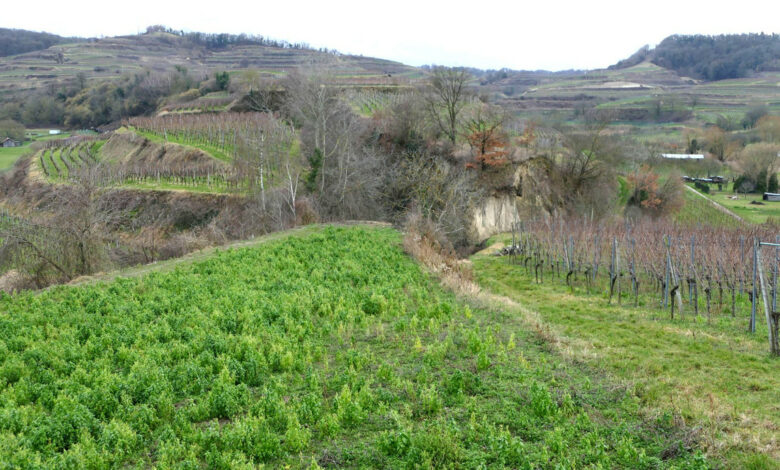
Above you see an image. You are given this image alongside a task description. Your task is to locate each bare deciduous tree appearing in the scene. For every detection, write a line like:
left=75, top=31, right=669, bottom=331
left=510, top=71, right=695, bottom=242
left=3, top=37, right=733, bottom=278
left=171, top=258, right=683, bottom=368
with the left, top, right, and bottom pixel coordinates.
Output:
left=462, top=104, right=509, bottom=169
left=424, top=67, right=471, bottom=146
left=284, top=71, right=350, bottom=195
left=739, top=142, right=780, bottom=185
left=0, top=168, right=115, bottom=286
left=519, top=115, right=619, bottom=218
left=556, top=117, right=616, bottom=195
left=232, top=113, right=297, bottom=211
left=383, top=151, right=481, bottom=247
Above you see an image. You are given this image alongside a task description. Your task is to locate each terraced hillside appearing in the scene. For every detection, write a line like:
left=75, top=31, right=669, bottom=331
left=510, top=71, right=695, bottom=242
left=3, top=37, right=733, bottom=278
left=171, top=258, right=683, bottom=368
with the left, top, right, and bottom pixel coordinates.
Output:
left=2, top=29, right=775, bottom=134
left=31, top=130, right=235, bottom=193
left=0, top=32, right=419, bottom=100
left=486, top=62, right=780, bottom=124
left=0, top=130, right=72, bottom=172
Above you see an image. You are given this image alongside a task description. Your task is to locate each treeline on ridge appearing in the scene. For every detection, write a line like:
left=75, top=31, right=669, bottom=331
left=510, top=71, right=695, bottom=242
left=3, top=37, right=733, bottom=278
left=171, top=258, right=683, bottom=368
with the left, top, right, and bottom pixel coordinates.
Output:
left=142, top=25, right=338, bottom=54
left=0, top=28, right=84, bottom=57
left=610, top=33, right=780, bottom=80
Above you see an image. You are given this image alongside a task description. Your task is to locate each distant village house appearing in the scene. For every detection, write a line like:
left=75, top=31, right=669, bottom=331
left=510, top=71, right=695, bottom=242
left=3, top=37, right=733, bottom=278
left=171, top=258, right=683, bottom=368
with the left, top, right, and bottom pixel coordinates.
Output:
left=1, top=137, right=21, bottom=148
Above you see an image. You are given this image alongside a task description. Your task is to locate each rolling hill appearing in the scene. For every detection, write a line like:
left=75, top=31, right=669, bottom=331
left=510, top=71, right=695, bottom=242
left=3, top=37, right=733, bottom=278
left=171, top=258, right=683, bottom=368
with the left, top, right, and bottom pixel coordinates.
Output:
left=1, top=29, right=777, bottom=132
left=479, top=34, right=780, bottom=124
left=482, top=61, right=780, bottom=124
left=0, top=31, right=420, bottom=101
left=612, top=33, right=780, bottom=81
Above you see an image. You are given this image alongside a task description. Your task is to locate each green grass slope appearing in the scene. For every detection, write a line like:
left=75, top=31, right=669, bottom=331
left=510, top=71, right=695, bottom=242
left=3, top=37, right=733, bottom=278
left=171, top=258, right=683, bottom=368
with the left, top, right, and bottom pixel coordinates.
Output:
left=30, top=129, right=240, bottom=194
left=0, top=130, right=71, bottom=172
left=674, top=187, right=744, bottom=228
left=687, top=185, right=780, bottom=224
left=472, top=243, right=779, bottom=468
left=0, top=145, right=29, bottom=172
left=0, top=226, right=708, bottom=468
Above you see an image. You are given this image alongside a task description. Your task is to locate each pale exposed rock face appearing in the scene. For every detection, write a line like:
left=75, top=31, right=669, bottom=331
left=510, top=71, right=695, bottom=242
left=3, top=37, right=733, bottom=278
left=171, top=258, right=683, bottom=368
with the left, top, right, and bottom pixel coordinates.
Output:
left=471, top=194, right=519, bottom=242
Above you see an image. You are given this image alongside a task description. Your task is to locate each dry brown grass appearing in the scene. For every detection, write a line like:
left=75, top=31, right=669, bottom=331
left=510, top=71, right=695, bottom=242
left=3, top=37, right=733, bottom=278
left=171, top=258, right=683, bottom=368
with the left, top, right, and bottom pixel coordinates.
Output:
left=402, top=213, right=478, bottom=296
left=0, top=270, right=29, bottom=293
left=403, top=217, right=599, bottom=363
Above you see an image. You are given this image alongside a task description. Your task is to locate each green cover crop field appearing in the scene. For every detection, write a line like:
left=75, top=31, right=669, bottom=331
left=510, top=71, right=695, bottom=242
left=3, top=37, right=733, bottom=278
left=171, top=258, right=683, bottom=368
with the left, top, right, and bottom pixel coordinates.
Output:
left=0, top=226, right=708, bottom=468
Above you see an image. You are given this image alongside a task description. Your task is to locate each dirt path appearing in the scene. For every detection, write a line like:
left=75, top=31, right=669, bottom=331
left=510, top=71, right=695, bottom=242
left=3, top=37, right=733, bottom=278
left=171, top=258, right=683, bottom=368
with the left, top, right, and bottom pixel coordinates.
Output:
left=685, top=185, right=745, bottom=223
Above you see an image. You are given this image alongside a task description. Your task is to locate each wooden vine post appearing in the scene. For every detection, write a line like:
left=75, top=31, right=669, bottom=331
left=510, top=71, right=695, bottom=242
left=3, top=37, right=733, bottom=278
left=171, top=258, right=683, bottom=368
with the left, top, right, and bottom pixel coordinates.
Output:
left=751, top=238, right=758, bottom=334
left=756, top=240, right=780, bottom=356
left=665, top=236, right=682, bottom=319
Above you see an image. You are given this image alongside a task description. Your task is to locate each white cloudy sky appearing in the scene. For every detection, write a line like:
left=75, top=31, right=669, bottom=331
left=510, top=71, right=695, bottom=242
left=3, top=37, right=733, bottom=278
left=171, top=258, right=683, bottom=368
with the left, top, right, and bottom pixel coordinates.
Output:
left=2, top=0, right=778, bottom=70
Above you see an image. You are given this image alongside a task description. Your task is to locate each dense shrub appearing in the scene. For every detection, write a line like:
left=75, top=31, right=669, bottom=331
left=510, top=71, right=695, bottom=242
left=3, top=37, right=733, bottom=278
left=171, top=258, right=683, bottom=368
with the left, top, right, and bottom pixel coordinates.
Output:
left=733, top=174, right=756, bottom=193
left=0, top=28, right=77, bottom=57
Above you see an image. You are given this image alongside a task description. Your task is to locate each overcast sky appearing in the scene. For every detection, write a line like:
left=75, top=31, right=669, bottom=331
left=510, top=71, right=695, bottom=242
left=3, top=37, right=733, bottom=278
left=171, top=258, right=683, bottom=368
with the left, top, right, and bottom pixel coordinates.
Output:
left=3, top=0, right=778, bottom=70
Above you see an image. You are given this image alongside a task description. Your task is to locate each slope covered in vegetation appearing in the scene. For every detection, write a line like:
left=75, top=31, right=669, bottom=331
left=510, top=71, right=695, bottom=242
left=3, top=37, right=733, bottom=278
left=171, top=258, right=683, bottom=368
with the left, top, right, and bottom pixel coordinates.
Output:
left=0, top=226, right=708, bottom=468
left=651, top=34, right=780, bottom=81
left=0, top=28, right=82, bottom=58
left=611, top=34, right=780, bottom=81
left=0, top=29, right=416, bottom=103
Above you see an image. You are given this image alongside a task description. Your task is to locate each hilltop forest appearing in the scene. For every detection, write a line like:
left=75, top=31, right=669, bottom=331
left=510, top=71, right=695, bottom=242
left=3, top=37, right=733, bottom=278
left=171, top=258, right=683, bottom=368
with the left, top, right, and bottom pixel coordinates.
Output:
left=611, top=33, right=780, bottom=80
left=0, top=28, right=84, bottom=57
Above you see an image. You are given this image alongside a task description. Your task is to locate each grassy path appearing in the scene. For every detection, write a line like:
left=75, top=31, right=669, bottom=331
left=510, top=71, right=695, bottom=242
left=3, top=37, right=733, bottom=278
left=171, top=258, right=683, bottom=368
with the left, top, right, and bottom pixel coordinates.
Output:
left=471, top=247, right=779, bottom=468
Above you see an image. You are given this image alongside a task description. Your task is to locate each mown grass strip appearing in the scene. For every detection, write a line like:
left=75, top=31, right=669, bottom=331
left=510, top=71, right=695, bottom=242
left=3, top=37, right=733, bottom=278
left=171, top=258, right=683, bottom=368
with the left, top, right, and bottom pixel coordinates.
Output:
left=472, top=245, right=779, bottom=468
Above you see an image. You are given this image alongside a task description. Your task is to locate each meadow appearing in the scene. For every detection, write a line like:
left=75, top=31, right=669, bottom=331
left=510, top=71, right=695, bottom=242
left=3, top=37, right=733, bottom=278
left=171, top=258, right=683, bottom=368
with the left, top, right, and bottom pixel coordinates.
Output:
left=0, top=130, right=71, bottom=172
left=0, top=226, right=710, bottom=468
left=692, top=187, right=780, bottom=224
left=0, top=145, right=29, bottom=172
left=472, top=234, right=780, bottom=468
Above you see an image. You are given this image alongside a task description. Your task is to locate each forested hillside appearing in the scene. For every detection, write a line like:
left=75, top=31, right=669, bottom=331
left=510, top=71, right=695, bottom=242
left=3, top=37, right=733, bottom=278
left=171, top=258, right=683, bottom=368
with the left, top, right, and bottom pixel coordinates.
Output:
left=611, top=33, right=780, bottom=80
left=0, top=28, right=82, bottom=57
